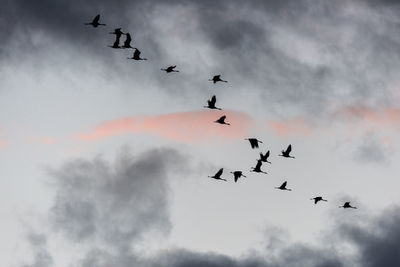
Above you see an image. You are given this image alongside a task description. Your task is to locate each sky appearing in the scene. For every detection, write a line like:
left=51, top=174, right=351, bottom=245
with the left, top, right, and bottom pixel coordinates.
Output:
left=2, top=0, right=400, bottom=266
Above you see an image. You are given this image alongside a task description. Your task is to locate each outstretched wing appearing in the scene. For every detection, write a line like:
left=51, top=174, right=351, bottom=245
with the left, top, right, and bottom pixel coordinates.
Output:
left=125, top=33, right=132, bottom=43
left=266, top=150, right=270, bottom=158
left=215, top=168, right=223, bottom=177
left=255, top=160, right=262, bottom=169
left=210, top=95, right=217, bottom=105
left=134, top=49, right=141, bottom=58
left=93, top=14, right=100, bottom=24
left=286, top=144, right=292, bottom=153
left=281, top=181, right=287, bottom=188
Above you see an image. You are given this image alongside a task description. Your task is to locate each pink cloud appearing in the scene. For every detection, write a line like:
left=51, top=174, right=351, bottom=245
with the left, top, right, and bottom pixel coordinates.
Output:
left=338, top=106, right=400, bottom=130
left=76, top=110, right=253, bottom=143
left=26, top=136, right=58, bottom=144
left=0, top=139, right=8, bottom=149
left=267, top=118, right=312, bottom=136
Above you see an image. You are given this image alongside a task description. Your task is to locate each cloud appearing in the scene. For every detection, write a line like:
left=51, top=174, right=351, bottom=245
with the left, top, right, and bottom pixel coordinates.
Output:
left=75, top=110, right=253, bottom=143
left=353, top=133, right=390, bottom=163
left=21, top=233, right=53, bottom=267
left=4, top=0, right=400, bottom=117
left=20, top=146, right=400, bottom=267
left=267, top=118, right=312, bottom=136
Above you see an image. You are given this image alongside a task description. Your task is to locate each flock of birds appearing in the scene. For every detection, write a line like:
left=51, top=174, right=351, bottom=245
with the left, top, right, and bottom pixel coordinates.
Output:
left=84, top=14, right=357, bottom=210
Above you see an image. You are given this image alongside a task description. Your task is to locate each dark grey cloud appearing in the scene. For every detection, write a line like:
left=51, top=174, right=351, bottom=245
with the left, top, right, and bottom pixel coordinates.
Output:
left=21, top=233, right=53, bottom=267
left=23, top=147, right=185, bottom=267
left=354, top=133, right=390, bottom=163
left=19, top=146, right=400, bottom=267
left=3, top=0, right=400, bottom=116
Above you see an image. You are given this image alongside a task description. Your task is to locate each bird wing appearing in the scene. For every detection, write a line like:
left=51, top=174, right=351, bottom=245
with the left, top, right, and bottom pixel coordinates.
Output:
left=281, top=181, right=287, bottom=188
left=215, top=75, right=220, bottom=79
left=220, top=115, right=226, bottom=121
left=126, top=33, right=131, bottom=42
left=255, top=160, right=262, bottom=169
left=93, top=14, right=100, bottom=23
left=134, top=49, right=141, bottom=58
left=171, top=65, right=176, bottom=69
left=314, top=198, right=318, bottom=204
left=286, top=144, right=292, bottom=153
left=215, top=168, right=223, bottom=177
left=113, top=39, right=119, bottom=47
left=266, top=150, right=270, bottom=157
left=344, top=202, right=350, bottom=205
left=211, top=95, right=217, bottom=105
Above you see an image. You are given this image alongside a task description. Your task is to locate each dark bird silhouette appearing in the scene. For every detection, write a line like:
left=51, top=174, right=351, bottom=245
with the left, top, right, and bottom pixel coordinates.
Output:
left=311, top=196, right=327, bottom=204
left=108, top=36, right=121, bottom=49
left=85, top=14, right=106, bottom=27
left=209, top=75, right=227, bottom=83
left=245, top=138, right=263, bottom=149
left=204, top=95, right=222, bottom=110
left=275, top=181, right=292, bottom=191
left=339, top=202, right=357, bottom=209
left=109, top=28, right=124, bottom=39
left=250, top=160, right=267, bottom=174
left=280, top=144, right=295, bottom=158
left=122, top=33, right=134, bottom=49
left=161, top=65, right=179, bottom=73
left=127, top=48, right=147, bottom=60
left=214, top=115, right=230, bottom=125
left=208, top=168, right=226, bottom=181
left=259, top=150, right=271, bottom=164
left=230, top=171, right=247, bottom=182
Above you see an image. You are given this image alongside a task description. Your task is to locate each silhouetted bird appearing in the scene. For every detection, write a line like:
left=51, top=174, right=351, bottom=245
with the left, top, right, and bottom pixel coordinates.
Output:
left=215, top=115, right=230, bottom=125
left=122, top=33, right=134, bottom=49
left=275, top=181, right=292, bottom=191
left=230, top=171, right=247, bottom=182
left=311, top=196, right=327, bottom=204
left=109, top=37, right=121, bottom=49
left=204, top=95, right=222, bottom=110
left=260, top=150, right=271, bottom=164
left=280, top=144, right=295, bottom=158
left=127, top=48, right=147, bottom=60
left=339, top=202, right=357, bottom=209
left=85, top=14, right=106, bottom=27
left=161, top=66, right=179, bottom=73
left=250, top=160, right=267, bottom=174
left=208, top=168, right=226, bottom=181
left=109, top=28, right=124, bottom=39
left=209, top=75, right=227, bottom=83
left=245, top=138, right=263, bottom=149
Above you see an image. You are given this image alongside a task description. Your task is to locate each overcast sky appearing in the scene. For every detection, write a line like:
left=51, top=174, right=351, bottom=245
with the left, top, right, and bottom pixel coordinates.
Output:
left=2, top=0, right=400, bottom=266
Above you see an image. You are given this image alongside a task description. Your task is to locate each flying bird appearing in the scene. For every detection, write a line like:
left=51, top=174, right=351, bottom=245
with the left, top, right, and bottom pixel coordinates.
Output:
left=339, top=202, right=357, bottom=209
left=209, top=75, right=227, bottom=83
left=127, top=48, right=147, bottom=60
left=259, top=150, right=271, bottom=164
left=122, top=33, right=134, bottom=49
left=109, top=28, right=124, bottom=38
left=245, top=138, right=263, bottom=149
left=161, top=66, right=179, bottom=73
left=250, top=160, right=267, bottom=174
left=280, top=144, right=295, bottom=158
left=84, top=14, right=106, bottom=27
left=310, top=196, right=327, bottom=204
left=208, top=168, right=226, bottom=181
left=214, top=115, right=230, bottom=125
left=204, top=95, right=222, bottom=110
left=230, top=171, right=247, bottom=183
left=275, top=181, right=292, bottom=191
